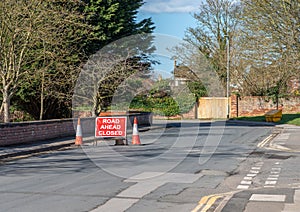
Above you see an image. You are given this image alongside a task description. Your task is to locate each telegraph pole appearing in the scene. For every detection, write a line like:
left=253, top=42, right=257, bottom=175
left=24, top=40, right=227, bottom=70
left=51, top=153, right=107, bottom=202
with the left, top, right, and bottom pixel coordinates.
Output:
left=225, top=35, right=230, bottom=119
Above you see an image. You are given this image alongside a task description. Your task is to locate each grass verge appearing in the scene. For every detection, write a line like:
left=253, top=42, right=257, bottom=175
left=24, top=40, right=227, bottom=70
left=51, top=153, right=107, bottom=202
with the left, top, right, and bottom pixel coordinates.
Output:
left=234, top=113, right=300, bottom=126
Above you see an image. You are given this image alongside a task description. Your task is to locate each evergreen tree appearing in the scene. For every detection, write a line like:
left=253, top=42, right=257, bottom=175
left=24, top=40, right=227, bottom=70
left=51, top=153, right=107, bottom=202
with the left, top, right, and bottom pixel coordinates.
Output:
left=82, top=0, right=155, bottom=55
left=10, top=0, right=155, bottom=120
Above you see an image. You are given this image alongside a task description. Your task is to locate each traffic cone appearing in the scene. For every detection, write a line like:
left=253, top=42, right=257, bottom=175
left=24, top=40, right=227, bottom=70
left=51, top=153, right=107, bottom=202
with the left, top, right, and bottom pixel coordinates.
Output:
left=75, top=118, right=83, bottom=146
left=131, top=117, right=141, bottom=145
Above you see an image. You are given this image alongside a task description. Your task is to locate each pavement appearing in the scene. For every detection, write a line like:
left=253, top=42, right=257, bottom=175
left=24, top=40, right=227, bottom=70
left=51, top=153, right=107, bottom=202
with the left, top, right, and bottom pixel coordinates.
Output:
left=1, top=120, right=300, bottom=211
left=221, top=122, right=300, bottom=212
left=257, top=123, right=300, bottom=153
left=0, top=136, right=76, bottom=161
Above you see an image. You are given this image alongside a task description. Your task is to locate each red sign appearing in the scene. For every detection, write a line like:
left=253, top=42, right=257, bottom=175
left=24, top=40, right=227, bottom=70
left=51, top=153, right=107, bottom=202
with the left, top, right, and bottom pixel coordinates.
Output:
left=95, top=117, right=127, bottom=138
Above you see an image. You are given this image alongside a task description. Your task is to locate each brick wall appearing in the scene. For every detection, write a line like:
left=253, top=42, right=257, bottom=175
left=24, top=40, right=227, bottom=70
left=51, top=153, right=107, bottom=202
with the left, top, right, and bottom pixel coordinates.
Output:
left=182, top=103, right=198, bottom=119
left=0, top=119, right=76, bottom=146
left=0, top=113, right=153, bottom=146
left=153, top=104, right=197, bottom=120
left=231, top=95, right=300, bottom=117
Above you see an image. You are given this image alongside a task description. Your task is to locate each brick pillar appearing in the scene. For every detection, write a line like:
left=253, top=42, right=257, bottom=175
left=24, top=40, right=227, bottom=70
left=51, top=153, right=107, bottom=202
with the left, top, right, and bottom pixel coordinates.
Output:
left=230, top=95, right=238, bottom=118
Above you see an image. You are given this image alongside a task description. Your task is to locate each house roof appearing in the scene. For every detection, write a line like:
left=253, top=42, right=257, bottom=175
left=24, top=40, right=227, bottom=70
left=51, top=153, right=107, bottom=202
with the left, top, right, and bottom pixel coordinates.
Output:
left=174, top=65, right=198, bottom=80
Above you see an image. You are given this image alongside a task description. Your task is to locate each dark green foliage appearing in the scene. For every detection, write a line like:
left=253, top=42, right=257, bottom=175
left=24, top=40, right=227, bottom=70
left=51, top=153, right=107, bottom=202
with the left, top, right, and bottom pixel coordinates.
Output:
left=10, top=0, right=155, bottom=120
left=82, top=0, right=155, bottom=55
left=187, top=81, right=208, bottom=99
left=129, top=79, right=204, bottom=117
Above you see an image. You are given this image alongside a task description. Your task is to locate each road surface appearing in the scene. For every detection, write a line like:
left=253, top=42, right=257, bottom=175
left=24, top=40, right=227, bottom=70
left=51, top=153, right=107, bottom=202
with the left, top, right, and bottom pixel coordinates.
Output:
left=0, top=120, right=279, bottom=212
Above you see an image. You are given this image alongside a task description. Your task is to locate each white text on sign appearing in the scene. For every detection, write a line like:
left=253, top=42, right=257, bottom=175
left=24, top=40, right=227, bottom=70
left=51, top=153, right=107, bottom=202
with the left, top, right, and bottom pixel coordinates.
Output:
left=95, top=117, right=127, bottom=138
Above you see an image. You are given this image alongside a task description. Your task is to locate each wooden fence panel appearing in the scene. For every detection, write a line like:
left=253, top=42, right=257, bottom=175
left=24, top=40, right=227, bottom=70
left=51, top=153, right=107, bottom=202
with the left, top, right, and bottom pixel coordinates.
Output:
left=198, top=97, right=229, bottom=119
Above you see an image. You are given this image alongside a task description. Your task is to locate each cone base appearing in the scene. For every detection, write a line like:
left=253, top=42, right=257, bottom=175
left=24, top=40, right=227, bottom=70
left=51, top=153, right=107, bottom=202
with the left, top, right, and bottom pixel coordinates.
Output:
left=75, top=137, right=83, bottom=146
left=131, top=135, right=141, bottom=145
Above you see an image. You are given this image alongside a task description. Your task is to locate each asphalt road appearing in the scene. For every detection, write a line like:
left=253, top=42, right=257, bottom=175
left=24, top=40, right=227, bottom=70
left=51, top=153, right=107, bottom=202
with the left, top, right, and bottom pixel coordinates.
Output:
left=0, top=120, right=273, bottom=212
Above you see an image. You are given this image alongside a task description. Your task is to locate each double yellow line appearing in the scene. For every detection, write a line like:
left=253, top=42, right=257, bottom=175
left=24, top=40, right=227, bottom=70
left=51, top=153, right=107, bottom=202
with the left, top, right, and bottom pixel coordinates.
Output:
left=191, top=194, right=223, bottom=212
left=257, top=134, right=274, bottom=148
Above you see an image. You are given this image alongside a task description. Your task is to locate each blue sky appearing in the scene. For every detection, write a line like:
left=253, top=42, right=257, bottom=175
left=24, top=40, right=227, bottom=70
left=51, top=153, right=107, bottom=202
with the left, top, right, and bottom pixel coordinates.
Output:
left=137, top=0, right=200, bottom=77
left=138, top=0, right=199, bottom=38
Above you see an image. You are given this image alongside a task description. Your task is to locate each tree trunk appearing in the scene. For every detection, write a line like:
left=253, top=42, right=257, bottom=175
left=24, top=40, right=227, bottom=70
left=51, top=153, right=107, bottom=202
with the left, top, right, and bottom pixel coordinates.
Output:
left=40, top=70, right=45, bottom=120
left=3, top=89, right=10, bottom=123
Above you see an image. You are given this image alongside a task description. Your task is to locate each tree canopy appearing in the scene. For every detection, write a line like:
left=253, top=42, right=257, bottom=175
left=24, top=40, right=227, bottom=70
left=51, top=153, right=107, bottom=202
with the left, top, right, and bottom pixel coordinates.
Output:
left=177, top=0, right=299, bottom=101
left=0, top=0, right=155, bottom=122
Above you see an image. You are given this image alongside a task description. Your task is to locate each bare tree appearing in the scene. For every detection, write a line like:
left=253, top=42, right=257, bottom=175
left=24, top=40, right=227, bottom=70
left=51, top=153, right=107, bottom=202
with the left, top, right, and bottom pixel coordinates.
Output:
left=0, top=0, right=43, bottom=122
left=235, top=0, right=300, bottom=98
left=73, top=39, right=153, bottom=116
left=172, top=0, right=241, bottom=96
left=184, top=0, right=241, bottom=88
left=0, top=0, right=89, bottom=122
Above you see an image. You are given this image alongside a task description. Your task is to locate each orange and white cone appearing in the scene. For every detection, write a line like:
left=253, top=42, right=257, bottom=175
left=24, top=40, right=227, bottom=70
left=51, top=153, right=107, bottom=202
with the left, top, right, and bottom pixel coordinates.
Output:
left=131, top=117, right=141, bottom=145
left=75, top=118, right=83, bottom=146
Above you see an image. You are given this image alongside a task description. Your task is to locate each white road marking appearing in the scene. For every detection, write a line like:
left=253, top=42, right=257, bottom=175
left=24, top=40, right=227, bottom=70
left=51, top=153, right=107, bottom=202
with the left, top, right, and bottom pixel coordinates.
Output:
left=251, top=167, right=261, bottom=170
left=264, top=185, right=275, bottom=188
left=249, top=194, right=286, bottom=202
left=241, top=180, right=252, bottom=185
left=263, top=162, right=282, bottom=188
left=265, top=181, right=277, bottom=185
left=247, top=174, right=257, bottom=177
left=276, top=133, right=290, bottom=140
left=244, top=177, right=253, bottom=180
left=269, top=175, right=279, bottom=178
left=237, top=185, right=249, bottom=189
left=267, top=177, right=278, bottom=181
left=250, top=170, right=259, bottom=174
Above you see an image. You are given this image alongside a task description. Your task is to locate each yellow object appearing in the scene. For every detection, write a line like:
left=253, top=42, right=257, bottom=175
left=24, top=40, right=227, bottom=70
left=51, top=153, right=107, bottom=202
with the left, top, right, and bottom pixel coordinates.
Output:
left=265, top=109, right=282, bottom=122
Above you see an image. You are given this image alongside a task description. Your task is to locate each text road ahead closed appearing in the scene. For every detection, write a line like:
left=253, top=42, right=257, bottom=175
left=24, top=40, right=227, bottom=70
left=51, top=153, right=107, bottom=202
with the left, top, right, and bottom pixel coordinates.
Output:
left=95, top=117, right=127, bottom=138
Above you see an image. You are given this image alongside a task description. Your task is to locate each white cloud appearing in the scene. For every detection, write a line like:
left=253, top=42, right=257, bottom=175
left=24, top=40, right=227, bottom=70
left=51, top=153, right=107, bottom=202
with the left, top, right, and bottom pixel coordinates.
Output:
left=141, top=0, right=200, bottom=13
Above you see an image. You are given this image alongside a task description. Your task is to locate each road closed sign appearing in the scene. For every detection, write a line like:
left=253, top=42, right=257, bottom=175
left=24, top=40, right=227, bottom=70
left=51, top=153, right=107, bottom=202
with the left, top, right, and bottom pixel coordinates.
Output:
left=95, top=117, right=127, bottom=138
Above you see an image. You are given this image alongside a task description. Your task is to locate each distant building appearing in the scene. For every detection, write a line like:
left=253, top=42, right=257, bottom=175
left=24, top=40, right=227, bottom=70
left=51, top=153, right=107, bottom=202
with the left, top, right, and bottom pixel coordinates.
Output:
left=171, top=60, right=198, bottom=87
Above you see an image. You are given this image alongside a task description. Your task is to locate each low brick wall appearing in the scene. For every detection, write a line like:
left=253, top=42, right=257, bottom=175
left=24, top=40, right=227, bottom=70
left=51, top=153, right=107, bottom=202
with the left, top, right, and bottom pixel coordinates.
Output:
left=231, top=95, right=300, bottom=117
left=0, top=112, right=153, bottom=146
left=0, top=119, right=76, bottom=146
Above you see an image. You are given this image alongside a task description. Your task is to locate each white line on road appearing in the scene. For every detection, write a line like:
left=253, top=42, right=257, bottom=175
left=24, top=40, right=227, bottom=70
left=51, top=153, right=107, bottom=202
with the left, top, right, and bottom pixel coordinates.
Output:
left=250, top=194, right=286, bottom=202
left=265, top=180, right=277, bottom=185
left=267, top=177, right=278, bottom=181
left=264, top=185, right=275, bottom=188
left=241, top=180, right=252, bottom=185
left=237, top=185, right=249, bottom=189
left=244, top=177, right=253, bottom=180
left=251, top=167, right=261, bottom=170
left=269, top=175, right=279, bottom=178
